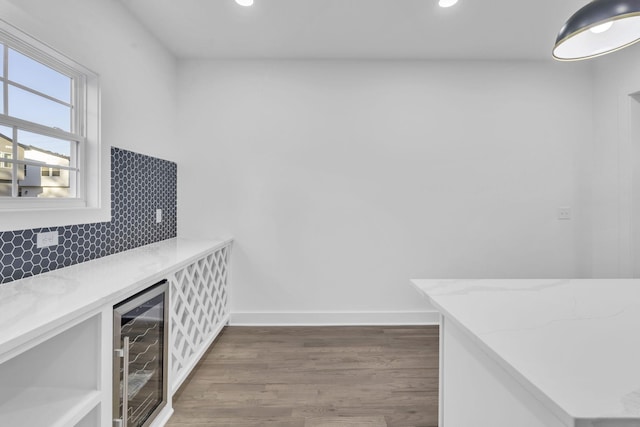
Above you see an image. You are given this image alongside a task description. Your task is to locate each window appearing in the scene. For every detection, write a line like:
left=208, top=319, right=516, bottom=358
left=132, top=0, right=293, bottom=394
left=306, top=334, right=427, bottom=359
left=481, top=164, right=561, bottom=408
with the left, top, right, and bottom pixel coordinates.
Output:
left=1, top=152, right=10, bottom=168
left=0, top=36, right=80, bottom=199
left=40, top=167, right=61, bottom=177
left=0, top=20, right=106, bottom=231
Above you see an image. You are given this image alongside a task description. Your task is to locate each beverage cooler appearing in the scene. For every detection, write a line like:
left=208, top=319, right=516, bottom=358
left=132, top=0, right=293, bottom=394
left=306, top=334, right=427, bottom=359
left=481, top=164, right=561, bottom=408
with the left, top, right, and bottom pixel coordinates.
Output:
left=113, top=280, right=168, bottom=427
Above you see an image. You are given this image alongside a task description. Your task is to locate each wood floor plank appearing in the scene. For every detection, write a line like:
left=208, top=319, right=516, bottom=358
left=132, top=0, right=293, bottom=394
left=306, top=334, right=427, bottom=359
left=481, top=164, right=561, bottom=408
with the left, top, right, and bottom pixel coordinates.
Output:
left=305, top=416, right=387, bottom=427
left=168, top=326, right=438, bottom=427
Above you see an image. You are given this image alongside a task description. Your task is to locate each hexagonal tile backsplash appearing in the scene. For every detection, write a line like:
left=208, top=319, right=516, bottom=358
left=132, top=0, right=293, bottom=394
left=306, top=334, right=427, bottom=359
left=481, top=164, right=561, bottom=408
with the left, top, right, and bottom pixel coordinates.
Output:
left=0, top=147, right=177, bottom=284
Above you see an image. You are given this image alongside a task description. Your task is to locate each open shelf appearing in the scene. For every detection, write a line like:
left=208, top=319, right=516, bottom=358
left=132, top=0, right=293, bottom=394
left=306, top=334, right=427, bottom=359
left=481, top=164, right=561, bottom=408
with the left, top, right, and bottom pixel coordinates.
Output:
left=0, top=387, right=100, bottom=427
left=0, top=314, right=101, bottom=427
left=75, top=404, right=100, bottom=427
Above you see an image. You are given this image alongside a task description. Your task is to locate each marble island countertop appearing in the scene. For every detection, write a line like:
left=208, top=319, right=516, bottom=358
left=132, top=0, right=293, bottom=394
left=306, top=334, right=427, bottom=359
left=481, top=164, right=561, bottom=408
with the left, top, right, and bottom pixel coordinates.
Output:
left=0, top=237, right=231, bottom=362
left=411, top=279, right=640, bottom=426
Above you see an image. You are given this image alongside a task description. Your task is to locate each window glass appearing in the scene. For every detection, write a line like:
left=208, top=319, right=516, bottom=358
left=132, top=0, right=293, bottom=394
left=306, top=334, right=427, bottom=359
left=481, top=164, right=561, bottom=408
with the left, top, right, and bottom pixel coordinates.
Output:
left=0, top=182, right=11, bottom=196
left=0, top=128, right=17, bottom=167
left=8, top=48, right=70, bottom=103
left=8, top=85, right=71, bottom=131
left=0, top=155, right=21, bottom=195
left=1, top=152, right=10, bottom=168
left=0, top=43, right=4, bottom=78
left=17, top=130, right=72, bottom=158
left=32, top=164, right=70, bottom=197
left=0, top=128, right=12, bottom=170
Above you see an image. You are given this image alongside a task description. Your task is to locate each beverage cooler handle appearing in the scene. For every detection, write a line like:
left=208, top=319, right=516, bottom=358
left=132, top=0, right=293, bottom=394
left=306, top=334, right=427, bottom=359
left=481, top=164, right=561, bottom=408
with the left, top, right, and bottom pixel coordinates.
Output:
left=122, top=335, right=130, bottom=427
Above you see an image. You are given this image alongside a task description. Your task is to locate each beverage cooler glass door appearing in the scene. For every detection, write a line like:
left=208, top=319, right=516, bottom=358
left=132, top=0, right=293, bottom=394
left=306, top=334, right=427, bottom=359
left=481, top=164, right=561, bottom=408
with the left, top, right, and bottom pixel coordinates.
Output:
left=113, top=280, right=169, bottom=427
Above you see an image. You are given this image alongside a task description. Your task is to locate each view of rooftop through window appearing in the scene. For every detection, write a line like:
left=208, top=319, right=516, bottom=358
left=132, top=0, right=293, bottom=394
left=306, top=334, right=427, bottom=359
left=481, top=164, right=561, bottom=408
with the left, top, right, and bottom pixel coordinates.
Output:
left=0, top=40, right=79, bottom=199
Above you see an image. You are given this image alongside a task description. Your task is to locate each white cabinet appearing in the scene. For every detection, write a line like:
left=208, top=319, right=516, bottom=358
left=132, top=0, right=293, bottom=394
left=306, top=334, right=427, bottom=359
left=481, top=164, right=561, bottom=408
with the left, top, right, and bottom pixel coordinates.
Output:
left=169, top=245, right=230, bottom=394
left=0, top=238, right=232, bottom=427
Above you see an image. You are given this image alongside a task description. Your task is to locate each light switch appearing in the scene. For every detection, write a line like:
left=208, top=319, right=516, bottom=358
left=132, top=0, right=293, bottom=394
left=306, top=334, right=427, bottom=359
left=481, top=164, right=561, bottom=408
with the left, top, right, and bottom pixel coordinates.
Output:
left=156, top=209, right=162, bottom=223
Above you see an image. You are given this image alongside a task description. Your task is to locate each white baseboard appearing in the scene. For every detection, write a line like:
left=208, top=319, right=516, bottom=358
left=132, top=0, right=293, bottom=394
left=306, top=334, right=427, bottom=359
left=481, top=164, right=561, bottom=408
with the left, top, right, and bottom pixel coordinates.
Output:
left=229, top=311, right=439, bottom=326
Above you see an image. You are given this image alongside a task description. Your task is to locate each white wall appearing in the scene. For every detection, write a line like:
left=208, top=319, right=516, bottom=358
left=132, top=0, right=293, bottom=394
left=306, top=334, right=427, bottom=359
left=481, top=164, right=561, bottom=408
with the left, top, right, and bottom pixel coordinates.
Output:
left=0, top=1, right=613, bottom=324
left=0, top=0, right=177, bottom=162
left=588, top=44, right=640, bottom=278
left=177, top=60, right=593, bottom=324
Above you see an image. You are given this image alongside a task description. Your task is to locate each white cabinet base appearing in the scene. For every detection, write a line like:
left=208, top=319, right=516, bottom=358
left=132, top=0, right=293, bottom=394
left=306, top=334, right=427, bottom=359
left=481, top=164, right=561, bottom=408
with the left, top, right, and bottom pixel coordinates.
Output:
left=0, top=238, right=232, bottom=427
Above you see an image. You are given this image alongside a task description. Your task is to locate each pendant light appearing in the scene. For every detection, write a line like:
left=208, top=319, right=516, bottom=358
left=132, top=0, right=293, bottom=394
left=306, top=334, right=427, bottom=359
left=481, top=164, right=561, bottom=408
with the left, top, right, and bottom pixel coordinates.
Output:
left=553, top=0, right=640, bottom=61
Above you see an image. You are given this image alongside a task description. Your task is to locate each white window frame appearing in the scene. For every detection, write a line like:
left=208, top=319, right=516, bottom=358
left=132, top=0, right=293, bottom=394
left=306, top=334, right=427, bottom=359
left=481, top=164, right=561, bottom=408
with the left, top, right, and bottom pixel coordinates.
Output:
left=0, top=20, right=107, bottom=232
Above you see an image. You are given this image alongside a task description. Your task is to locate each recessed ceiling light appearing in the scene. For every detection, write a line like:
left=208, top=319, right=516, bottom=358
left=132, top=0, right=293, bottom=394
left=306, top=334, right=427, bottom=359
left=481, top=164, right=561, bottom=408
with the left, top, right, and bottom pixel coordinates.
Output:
left=235, top=0, right=253, bottom=6
left=439, top=0, right=458, bottom=8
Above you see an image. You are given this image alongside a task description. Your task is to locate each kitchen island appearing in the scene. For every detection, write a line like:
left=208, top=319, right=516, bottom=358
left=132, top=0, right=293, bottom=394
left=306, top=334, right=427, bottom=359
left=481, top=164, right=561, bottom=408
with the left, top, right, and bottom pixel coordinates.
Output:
left=411, top=279, right=640, bottom=427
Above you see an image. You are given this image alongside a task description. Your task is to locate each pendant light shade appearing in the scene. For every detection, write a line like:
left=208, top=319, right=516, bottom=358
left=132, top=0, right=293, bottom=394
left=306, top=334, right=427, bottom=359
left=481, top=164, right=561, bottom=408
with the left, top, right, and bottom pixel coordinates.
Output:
left=553, top=0, right=640, bottom=61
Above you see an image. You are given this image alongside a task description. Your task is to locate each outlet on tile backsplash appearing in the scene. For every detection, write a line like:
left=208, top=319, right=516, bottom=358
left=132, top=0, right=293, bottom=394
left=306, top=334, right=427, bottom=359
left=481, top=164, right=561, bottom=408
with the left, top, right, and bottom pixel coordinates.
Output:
left=0, top=147, right=177, bottom=284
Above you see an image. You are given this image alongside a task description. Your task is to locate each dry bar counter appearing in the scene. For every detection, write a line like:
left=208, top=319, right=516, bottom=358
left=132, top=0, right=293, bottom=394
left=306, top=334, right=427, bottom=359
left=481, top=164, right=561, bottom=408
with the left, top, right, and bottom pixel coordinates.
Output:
left=411, top=279, right=640, bottom=427
left=0, top=237, right=232, bottom=427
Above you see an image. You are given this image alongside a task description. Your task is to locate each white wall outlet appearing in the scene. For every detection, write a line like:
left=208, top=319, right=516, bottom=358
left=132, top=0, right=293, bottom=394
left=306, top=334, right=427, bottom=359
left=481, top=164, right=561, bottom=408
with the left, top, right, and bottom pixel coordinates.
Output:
left=558, top=207, right=571, bottom=220
left=36, top=231, right=59, bottom=248
left=156, top=209, right=162, bottom=223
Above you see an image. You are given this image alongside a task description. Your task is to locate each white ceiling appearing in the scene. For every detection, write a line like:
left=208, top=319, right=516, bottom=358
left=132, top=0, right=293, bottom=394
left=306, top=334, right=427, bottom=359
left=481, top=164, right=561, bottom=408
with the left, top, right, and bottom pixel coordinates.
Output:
left=119, top=0, right=589, bottom=60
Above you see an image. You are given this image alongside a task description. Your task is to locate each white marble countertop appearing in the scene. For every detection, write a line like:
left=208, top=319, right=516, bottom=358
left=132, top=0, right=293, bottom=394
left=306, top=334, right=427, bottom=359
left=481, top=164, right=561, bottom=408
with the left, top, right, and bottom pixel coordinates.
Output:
left=412, top=279, right=640, bottom=426
left=0, top=237, right=232, bottom=362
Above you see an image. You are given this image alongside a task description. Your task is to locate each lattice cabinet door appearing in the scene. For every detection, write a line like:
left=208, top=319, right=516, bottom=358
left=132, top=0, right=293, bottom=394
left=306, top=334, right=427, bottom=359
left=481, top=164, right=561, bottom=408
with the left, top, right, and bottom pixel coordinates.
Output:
left=168, top=243, right=230, bottom=392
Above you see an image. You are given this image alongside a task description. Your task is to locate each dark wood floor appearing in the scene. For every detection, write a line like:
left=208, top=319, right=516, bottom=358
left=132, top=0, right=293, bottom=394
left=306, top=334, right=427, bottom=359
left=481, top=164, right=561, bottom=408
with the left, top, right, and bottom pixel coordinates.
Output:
left=167, top=326, right=439, bottom=427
